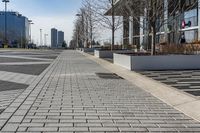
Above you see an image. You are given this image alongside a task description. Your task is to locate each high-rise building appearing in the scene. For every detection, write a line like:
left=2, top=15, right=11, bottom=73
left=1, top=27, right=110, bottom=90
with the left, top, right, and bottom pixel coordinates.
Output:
left=51, top=28, right=58, bottom=48
left=58, top=31, right=64, bottom=48
left=0, top=11, right=29, bottom=48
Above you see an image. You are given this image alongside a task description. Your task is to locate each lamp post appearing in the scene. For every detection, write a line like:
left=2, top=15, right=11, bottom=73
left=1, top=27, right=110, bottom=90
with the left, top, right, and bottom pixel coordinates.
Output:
left=2, top=0, right=9, bottom=48
left=40, top=29, right=42, bottom=46
left=28, top=20, right=34, bottom=44
left=44, top=34, right=48, bottom=46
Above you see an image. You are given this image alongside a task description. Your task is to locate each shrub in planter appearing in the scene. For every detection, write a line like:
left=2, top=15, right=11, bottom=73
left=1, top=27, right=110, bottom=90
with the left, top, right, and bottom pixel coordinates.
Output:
left=160, top=44, right=185, bottom=54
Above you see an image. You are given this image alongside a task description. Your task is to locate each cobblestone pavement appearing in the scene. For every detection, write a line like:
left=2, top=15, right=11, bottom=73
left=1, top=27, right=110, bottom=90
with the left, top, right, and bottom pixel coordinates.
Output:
left=0, top=50, right=60, bottom=116
left=140, top=71, right=200, bottom=97
left=1, top=50, right=200, bottom=132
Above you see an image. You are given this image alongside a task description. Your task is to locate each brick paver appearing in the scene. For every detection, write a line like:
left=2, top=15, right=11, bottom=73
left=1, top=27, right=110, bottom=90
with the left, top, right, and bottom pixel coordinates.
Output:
left=1, top=50, right=200, bottom=132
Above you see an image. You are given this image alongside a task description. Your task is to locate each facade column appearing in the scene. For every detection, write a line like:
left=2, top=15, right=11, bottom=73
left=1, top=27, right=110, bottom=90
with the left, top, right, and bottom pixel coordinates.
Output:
left=143, top=8, right=149, bottom=50
left=164, top=0, right=168, bottom=43
left=140, top=16, right=144, bottom=49
left=198, top=0, right=200, bottom=40
left=129, top=16, right=133, bottom=45
left=123, top=16, right=129, bottom=49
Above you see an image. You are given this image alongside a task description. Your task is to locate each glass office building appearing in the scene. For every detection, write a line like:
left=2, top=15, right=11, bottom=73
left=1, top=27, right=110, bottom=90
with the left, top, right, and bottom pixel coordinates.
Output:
left=51, top=28, right=58, bottom=48
left=58, top=31, right=64, bottom=48
left=0, top=11, right=29, bottom=47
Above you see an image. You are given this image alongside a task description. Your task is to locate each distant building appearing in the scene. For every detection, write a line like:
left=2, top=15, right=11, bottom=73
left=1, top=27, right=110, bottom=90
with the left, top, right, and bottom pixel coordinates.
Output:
left=58, top=31, right=64, bottom=48
left=0, top=11, right=29, bottom=48
left=51, top=28, right=58, bottom=48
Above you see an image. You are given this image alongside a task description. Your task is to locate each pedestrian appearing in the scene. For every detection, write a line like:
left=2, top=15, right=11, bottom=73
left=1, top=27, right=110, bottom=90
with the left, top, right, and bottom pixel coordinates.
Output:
left=180, top=33, right=186, bottom=44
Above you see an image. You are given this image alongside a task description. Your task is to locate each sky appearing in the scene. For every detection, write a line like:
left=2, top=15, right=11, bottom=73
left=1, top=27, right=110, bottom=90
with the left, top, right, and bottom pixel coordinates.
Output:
left=0, top=0, right=83, bottom=46
left=0, top=0, right=123, bottom=46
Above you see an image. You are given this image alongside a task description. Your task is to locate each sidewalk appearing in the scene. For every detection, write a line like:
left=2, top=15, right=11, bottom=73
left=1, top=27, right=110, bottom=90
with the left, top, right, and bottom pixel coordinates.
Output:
left=0, top=50, right=200, bottom=132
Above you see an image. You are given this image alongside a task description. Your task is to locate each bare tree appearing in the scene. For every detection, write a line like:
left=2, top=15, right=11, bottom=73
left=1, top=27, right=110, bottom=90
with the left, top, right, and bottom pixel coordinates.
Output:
left=81, top=0, right=99, bottom=48
left=89, top=0, right=123, bottom=50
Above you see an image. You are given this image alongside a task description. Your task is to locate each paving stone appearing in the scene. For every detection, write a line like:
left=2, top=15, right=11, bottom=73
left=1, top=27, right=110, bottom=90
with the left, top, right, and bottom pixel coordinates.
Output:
left=45, top=123, right=73, bottom=127
left=19, top=123, right=44, bottom=127
left=8, top=116, right=24, bottom=123
left=119, top=127, right=148, bottom=132
left=27, top=127, right=58, bottom=132
left=147, top=127, right=178, bottom=132
left=59, top=127, right=89, bottom=132
left=74, top=123, right=102, bottom=127
left=1, top=123, right=19, bottom=132
left=89, top=127, right=119, bottom=132
left=0, top=113, right=13, bottom=119
left=17, top=127, right=27, bottom=132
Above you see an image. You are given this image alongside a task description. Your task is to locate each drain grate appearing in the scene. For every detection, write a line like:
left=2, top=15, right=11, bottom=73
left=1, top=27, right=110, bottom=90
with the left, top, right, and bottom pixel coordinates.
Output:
left=96, top=73, right=124, bottom=79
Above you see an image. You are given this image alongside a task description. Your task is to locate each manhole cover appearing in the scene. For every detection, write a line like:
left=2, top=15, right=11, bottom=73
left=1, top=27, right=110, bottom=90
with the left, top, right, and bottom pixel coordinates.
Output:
left=96, top=73, right=124, bottom=79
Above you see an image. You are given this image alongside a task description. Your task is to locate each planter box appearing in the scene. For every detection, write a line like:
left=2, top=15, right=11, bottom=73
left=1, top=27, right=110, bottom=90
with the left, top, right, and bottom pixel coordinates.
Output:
left=81, top=48, right=95, bottom=53
left=94, top=50, right=133, bottom=58
left=114, top=53, right=200, bottom=71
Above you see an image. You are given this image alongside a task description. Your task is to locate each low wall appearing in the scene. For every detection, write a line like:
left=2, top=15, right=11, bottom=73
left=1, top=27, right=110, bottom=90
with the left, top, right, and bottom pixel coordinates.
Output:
left=94, top=50, right=113, bottom=58
left=82, top=48, right=95, bottom=53
left=114, top=53, right=200, bottom=71
left=95, top=50, right=133, bottom=58
left=114, top=53, right=131, bottom=70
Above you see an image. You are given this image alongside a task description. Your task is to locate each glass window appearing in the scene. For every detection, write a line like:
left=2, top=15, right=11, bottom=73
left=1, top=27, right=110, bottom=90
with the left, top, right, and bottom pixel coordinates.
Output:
left=184, top=29, right=198, bottom=42
left=184, top=8, right=198, bottom=26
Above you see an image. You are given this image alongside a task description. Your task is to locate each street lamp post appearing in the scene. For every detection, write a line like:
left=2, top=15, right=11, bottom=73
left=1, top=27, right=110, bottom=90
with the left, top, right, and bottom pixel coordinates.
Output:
left=44, top=34, right=48, bottom=46
left=28, top=20, right=34, bottom=44
left=2, top=0, right=9, bottom=48
left=40, top=29, right=42, bottom=46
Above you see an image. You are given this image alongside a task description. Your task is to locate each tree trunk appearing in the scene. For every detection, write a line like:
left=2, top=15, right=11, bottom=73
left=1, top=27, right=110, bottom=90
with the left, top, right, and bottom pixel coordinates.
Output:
left=111, top=0, right=115, bottom=51
left=151, top=26, right=156, bottom=55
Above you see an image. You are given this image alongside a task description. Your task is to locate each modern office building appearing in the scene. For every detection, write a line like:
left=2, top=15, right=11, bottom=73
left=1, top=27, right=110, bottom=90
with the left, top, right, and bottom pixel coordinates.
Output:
left=106, top=0, right=200, bottom=50
left=51, top=28, right=58, bottom=48
left=58, top=31, right=64, bottom=48
left=0, top=11, right=29, bottom=48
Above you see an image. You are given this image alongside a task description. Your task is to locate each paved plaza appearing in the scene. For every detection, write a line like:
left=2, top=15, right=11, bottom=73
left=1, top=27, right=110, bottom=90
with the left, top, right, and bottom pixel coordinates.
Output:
left=0, top=50, right=200, bottom=132
left=0, top=50, right=60, bottom=116
left=140, top=71, right=200, bottom=96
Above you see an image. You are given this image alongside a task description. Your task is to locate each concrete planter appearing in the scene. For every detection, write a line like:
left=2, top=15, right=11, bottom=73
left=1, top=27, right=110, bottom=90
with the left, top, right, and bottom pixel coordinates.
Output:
left=94, top=50, right=133, bottom=58
left=81, top=48, right=95, bottom=52
left=114, top=53, right=200, bottom=71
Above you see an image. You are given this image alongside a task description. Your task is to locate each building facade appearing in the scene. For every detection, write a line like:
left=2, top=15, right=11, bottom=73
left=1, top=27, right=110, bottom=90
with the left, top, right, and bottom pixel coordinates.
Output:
left=58, top=31, right=64, bottom=48
left=108, top=0, right=200, bottom=50
left=51, top=28, right=58, bottom=48
left=0, top=11, right=29, bottom=48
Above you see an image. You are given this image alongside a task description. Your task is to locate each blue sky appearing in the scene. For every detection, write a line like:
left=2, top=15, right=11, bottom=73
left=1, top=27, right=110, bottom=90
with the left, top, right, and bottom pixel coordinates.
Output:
left=0, top=0, right=83, bottom=45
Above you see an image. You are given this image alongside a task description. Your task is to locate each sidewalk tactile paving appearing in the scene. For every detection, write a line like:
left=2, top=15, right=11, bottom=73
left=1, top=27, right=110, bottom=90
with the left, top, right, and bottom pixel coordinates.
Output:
left=0, top=50, right=200, bottom=132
